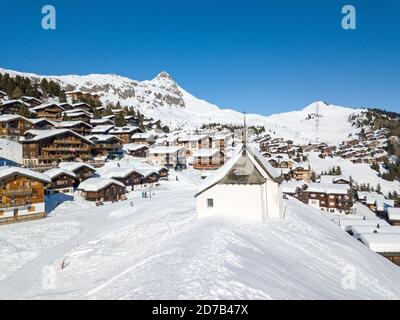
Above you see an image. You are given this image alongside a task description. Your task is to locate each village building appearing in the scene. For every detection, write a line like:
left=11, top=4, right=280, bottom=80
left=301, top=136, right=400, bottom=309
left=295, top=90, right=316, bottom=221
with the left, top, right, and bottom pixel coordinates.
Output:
left=72, top=102, right=93, bottom=113
left=109, top=126, right=143, bottom=144
left=101, top=167, right=143, bottom=191
left=31, top=103, right=64, bottom=122
left=357, top=191, right=394, bottom=216
left=77, top=178, right=126, bottom=202
left=44, top=168, right=77, bottom=194
left=196, top=145, right=284, bottom=222
left=178, top=134, right=211, bottom=152
left=192, top=148, right=225, bottom=170
left=148, top=146, right=187, bottom=169
left=21, top=96, right=43, bottom=107
left=0, top=99, right=27, bottom=114
left=301, top=183, right=353, bottom=214
left=58, top=162, right=96, bottom=186
left=353, top=233, right=400, bottom=266
left=0, top=167, right=51, bottom=225
left=290, top=163, right=312, bottom=181
left=123, top=144, right=149, bottom=157
left=63, top=109, right=92, bottom=123
left=319, top=175, right=351, bottom=185
left=0, top=115, right=33, bottom=139
left=87, top=135, right=123, bottom=159
left=20, top=129, right=94, bottom=167
left=387, top=208, right=400, bottom=226
left=136, top=168, right=160, bottom=186
left=131, top=132, right=155, bottom=145
left=53, top=121, right=93, bottom=136
left=58, top=102, right=74, bottom=111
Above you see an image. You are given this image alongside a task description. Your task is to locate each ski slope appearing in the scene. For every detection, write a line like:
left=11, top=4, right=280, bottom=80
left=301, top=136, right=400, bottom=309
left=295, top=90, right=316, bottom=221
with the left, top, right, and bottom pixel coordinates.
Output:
left=0, top=169, right=399, bottom=300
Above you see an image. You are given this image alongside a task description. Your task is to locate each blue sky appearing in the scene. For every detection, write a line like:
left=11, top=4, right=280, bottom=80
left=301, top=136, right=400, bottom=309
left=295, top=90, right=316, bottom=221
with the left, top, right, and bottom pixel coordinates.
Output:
left=0, top=0, right=399, bottom=115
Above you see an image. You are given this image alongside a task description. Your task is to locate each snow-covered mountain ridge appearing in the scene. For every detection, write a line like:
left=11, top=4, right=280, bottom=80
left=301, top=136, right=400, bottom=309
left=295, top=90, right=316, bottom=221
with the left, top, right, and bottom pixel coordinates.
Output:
left=0, top=67, right=366, bottom=144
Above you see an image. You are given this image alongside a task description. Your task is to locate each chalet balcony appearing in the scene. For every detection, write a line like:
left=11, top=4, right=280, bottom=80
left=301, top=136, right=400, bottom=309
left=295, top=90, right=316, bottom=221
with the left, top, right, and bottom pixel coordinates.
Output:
left=0, top=200, right=32, bottom=209
left=193, top=163, right=223, bottom=170
left=43, top=146, right=91, bottom=152
left=2, top=188, right=33, bottom=196
left=53, top=140, right=86, bottom=145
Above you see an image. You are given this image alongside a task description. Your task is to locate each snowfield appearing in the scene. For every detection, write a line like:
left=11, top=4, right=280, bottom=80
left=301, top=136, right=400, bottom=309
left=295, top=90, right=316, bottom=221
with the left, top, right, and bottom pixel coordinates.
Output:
left=0, top=170, right=400, bottom=300
left=307, top=152, right=400, bottom=196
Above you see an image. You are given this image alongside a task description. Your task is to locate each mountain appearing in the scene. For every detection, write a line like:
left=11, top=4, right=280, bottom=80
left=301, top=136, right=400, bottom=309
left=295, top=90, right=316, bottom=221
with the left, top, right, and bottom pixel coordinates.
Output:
left=0, top=67, right=365, bottom=144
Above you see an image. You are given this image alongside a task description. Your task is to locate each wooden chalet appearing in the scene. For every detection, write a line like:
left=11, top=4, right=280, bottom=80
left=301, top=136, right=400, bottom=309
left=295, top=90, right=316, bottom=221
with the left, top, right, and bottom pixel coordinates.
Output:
left=21, top=96, right=43, bottom=107
left=87, top=135, right=123, bottom=159
left=44, top=168, right=77, bottom=194
left=20, top=129, right=94, bottom=167
left=58, top=103, right=74, bottom=111
left=387, top=208, right=400, bottom=226
left=53, top=121, right=93, bottom=136
left=72, top=102, right=93, bottom=113
left=90, top=118, right=115, bottom=126
left=102, top=168, right=144, bottom=191
left=131, top=132, right=155, bottom=145
left=0, top=167, right=51, bottom=225
left=290, top=164, right=312, bottom=181
left=0, top=115, right=33, bottom=139
left=58, top=162, right=96, bottom=185
left=78, top=178, right=126, bottom=202
left=0, top=100, right=27, bottom=114
left=192, top=148, right=225, bottom=170
left=109, top=126, right=144, bottom=144
left=0, top=90, right=7, bottom=99
left=31, top=104, right=64, bottom=122
left=63, top=109, right=92, bottom=123
left=124, top=144, right=149, bottom=157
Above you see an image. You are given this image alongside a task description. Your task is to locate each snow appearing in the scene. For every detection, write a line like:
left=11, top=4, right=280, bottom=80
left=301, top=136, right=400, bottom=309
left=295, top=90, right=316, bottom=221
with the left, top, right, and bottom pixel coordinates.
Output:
left=20, top=129, right=93, bottom=145
left=77, top=178, right=125, bottom=192
left=44, top=168, right=76, bottom=179
left=0, top=138, right=22, bottom=164
left=308, top=152, right=400, bottom=196
left=192, top=148, right=220, bottom=157
left=357, top=233, right=400, bottom=253
left=58, top=162, right=95, bottom=172
left=0, top=168, right=400, bottom=299
left=387, top=208, right=400, bottom=221
left=306, top=183, right=350, bottom=195
left=0, top=166, right=51, bottom=183
left=149, top=146, right=184, bottom=154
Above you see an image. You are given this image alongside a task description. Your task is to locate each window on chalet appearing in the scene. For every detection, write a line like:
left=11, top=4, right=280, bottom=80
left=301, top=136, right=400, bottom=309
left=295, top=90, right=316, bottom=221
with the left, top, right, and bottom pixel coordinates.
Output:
left=207, top=198, right=214, bottom=208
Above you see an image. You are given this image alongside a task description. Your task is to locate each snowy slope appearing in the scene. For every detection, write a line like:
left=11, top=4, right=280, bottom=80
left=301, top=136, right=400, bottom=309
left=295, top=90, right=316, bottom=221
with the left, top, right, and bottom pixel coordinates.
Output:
left=0, top=168, right=399, bottom=300
left=0, top=67, right=364, bottom=144
left=0, top=139, right=22, bottom=164
left=307, top=152, right=400, bottom=196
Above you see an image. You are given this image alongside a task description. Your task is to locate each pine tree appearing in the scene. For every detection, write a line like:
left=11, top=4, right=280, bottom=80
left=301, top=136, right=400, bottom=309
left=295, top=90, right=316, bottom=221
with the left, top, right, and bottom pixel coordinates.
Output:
left=11, top=86, right=23, bottom=99
left=114, top=112, right=126, bottom=127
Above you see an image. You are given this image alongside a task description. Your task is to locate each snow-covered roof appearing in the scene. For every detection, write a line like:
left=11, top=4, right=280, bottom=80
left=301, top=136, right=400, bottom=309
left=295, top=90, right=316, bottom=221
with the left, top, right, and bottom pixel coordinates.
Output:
left=78, top=178, right=125, bottom=192
left=90, top=118, right=115, bottom=125
left=149, top=146, right=184, bottom=154
left=91, top=125, right=114, bottom=133
left=196, top=144, right=282, bottom=197
left=281, top=180, right=305, bottom=194
left=131, top=132, right=154, bottom=139
left=178, top=134, right=209, bottom=142
left=306, top=183, right=350, bottom=195
left=0, top=90, right=7, bottom=96
left=53, top=121, right=93, bottom=129
left=346, top=225, right=400, bottom=235
left=87, top=134, right=122, bottom=143
left=123, top=143, right=149, bottom=152
left=110, top=126, right=141, bottom=134
left=20, top=129, right=94, bottom=145
left=387, top=208, right=400, bottom=221
left=100, top=167, right=140, bottom=179
left=336, top=219, right=391, bottom=229
left=44, top=168, right=77, bottom=180
left=192, top=148, right=221, bottom=157
left=0, top=114, right=28, bottom=122
left=31, top=103, right=64, bottom=111
left=0, top=166, right=51, bottom=183
left=58, top=162, right=95, bottom=172
left=356, top=233, right=400, bottom=253
left=0, top=99, right=26, bottom=106
left=319, top=175, right=350, bottom=184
